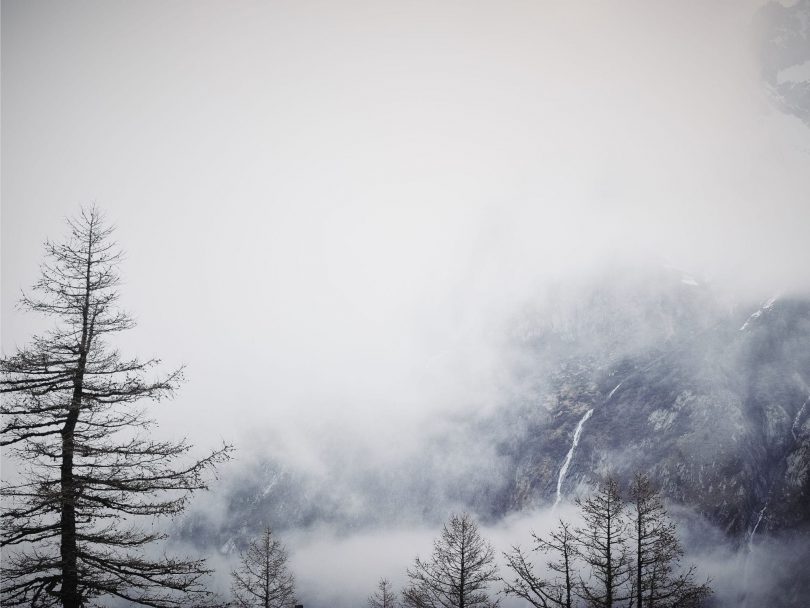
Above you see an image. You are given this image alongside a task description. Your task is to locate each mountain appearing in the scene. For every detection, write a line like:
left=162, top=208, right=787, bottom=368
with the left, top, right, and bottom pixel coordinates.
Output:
left=500, top=276, right=810, bottom=539
left=179, top=269, right=810, bottom=605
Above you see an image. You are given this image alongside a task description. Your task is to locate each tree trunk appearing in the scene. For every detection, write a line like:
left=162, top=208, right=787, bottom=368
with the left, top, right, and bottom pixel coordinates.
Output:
left=265, top=531, right=271, bottom=608
left=606, top=511, right=612, bottom=608
left=61, top=228, right=93, bottom=608
left=60, top=371, right=84, bottom=608
left=636, top=507, right=642, bottom=608
left=564, top=550, right=572, bottom=608
left=459, top=532, right=466, bottom=608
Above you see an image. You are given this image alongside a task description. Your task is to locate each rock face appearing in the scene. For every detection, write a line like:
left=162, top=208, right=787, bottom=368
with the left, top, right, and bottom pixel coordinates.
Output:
left=499, top=278, right=810, bottom=541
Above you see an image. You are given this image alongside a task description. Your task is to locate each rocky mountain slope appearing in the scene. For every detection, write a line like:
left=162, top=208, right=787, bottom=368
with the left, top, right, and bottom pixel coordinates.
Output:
left=500, top=278, right=810, bottom=541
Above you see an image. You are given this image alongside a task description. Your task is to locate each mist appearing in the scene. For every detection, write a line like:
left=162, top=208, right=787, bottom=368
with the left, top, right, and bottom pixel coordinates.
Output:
left=4, top=0, right=810, bottom=444
left=179, top=497, right=809, bottom=608
left=3, top=1, right=810, bottom=607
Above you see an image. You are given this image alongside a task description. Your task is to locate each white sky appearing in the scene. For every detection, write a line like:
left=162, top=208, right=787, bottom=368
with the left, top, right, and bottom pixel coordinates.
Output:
left=3, top=0, right=810, bottom=453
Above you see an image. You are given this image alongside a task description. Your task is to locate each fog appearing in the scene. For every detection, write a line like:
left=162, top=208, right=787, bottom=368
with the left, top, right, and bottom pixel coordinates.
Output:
left=3, top=1, right=810, bottom=606
left=4, top=0, right=810, bottom=445
left=177, top=505, right=583, bottom=607
left=177, top=499, right=810, bottom=608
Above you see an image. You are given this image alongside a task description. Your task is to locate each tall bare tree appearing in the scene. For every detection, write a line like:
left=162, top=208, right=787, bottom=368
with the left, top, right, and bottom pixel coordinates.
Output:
left=230, top=526, right=296, bottom=608
left=403, top=512, right=499, bottom=608
left=575, top=477, right=633, bottom=608
left=368, top=577, right=398, bottom=608
left=627, top=474, right=710, bottom=608
left=1, top=207, right=231, bottom=607
left=502, top=520, right=577, bottom=608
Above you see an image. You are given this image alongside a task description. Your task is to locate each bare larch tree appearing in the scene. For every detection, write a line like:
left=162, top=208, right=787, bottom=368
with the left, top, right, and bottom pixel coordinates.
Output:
left=502, top=520, right=577, bottom=608
left=403, top=512, right=499, bottom=608
left=502, top=475, right=712, bottom=608
left=230, top=526, right=296, bottom=608
left=368, top=577, right=398, bottom=608
left=1, top=206, right=231, bottom=607
left=627, top=474, right=711, bottom=608
left=575, top=477, right=633, bottom=608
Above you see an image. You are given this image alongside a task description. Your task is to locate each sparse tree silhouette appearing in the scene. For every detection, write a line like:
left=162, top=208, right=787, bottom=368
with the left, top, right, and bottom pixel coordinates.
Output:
left=502, top=520, right=577, bottom=608
left=503, top=475, right=712, bottom=608
left=403, top=513, right=499, bottom=608
left=230, top=526, right=296, bottom=608
left=575, top=477, right=633, bottom=608
left=368, top=577, right=397, bottom=608
left=627, top=474, right=711, bottom=608
left=1, top=207, right=231, bottom=607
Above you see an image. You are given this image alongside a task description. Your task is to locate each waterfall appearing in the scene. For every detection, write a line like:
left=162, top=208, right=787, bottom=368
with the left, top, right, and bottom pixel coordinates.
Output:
left=606, top=381, right=623, bottom=400
left=740, top=503, right=768, bottom=608
left=792, top=395, right=809, bottom=441
left=747, top=505, right=767, bottom=551
left=552, top=382, right=621, bottom=508
left=553, top=409, right=594, bottom=508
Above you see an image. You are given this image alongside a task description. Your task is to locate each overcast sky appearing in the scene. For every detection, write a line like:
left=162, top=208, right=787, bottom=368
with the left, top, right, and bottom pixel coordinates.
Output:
left=3, top=0, right=810, bottom=453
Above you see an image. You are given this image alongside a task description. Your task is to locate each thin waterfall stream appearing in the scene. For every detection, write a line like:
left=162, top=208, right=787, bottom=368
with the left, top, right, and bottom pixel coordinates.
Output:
left=553, top=409, right=594, bottom=508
